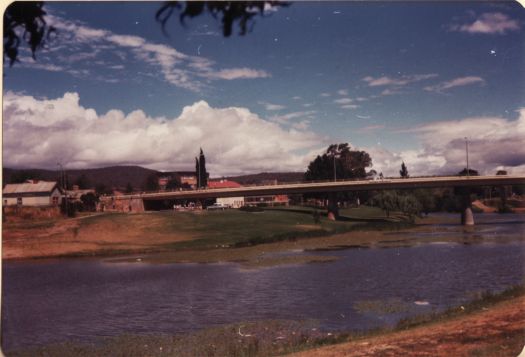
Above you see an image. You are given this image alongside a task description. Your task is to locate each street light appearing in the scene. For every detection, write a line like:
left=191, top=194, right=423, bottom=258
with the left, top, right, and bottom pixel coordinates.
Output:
left=57, top=162, right=68, bottom=213
left=464, top=137, right=469, bottom=178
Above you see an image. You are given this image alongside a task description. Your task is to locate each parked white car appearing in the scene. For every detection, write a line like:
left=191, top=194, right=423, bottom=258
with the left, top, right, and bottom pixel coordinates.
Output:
left=206, top=203, right=228, bottom=210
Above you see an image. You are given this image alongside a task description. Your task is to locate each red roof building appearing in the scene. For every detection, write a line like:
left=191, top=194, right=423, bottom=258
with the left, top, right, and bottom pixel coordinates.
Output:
left=207, top=179, right=242, bottom=189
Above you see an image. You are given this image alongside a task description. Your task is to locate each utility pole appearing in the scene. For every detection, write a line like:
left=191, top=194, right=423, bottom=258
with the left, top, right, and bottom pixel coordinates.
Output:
left=465, top=137, right=469, bottom=178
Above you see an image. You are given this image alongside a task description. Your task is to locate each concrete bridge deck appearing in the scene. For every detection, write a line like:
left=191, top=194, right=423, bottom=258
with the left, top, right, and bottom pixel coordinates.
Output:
left=111, top=175, right=524, bottom=201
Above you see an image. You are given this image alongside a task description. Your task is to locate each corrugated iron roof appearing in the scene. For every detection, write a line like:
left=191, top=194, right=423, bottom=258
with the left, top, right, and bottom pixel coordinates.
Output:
left=3, top=181, right=59, bottom=194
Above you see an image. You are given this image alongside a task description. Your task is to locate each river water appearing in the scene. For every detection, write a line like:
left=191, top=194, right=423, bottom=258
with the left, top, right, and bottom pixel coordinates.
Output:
left=2, top=213, right=524, bottom=352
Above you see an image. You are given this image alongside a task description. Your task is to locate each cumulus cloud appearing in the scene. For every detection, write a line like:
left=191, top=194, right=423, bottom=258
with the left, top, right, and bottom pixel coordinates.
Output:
left=363, top=110, right=525, bottom=177
left=424, top=76, right=485, bottom=93
left=449, top=12, right=521, bottom=35
left=398, top=111, right=525, bottom=175
left=3, top=92, right=323, bottom=176
left=41, top=14, right=270, bottom=91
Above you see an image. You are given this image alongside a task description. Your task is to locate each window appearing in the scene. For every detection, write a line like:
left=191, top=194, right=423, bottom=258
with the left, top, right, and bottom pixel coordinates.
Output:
left=52, top=196, right=59, bottom=205
left=17, top=197, right=22, bottom=205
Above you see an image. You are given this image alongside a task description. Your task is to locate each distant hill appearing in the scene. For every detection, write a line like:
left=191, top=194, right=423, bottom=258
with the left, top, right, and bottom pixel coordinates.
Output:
left=224, top=172, right=305, bottom=185
left=3, top=167, right=306, bottom=189
left=3, top=166, right=158, bottom=190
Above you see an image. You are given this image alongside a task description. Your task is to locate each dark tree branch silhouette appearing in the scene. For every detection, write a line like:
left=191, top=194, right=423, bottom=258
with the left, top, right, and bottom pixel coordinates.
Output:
left=156, top=1, right=289, bottom=37
left=3, top=1, right=288, bottom=66
left=3, top=1, right=55, bottom=66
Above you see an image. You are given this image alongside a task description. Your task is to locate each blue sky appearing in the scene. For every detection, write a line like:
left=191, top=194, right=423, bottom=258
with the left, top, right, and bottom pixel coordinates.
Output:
left=3, top=1, right=525, bottom=176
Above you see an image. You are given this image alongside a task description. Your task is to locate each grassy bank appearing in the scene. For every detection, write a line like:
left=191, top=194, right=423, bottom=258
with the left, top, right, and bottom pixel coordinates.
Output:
left=8, top=285, right=525, bottom=357
left=3, top=206, right=414, bottom=261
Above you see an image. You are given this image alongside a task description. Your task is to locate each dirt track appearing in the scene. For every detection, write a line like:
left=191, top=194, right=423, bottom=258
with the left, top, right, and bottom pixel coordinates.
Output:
left=291, top=296, right=525, bottom=357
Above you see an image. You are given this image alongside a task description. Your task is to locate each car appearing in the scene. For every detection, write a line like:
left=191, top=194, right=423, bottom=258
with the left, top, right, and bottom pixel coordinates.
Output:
left=206, top=203, right=228, bottom=210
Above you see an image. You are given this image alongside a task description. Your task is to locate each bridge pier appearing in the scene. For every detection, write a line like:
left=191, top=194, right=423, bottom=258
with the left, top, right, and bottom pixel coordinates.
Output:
left=458, top=189, right=474, bottom=226
left=327, top=193, right=339, bottom=221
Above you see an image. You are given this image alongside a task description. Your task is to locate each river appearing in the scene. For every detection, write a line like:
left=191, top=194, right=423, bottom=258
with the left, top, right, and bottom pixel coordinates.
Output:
left=2, top=213, right=524, bottom=352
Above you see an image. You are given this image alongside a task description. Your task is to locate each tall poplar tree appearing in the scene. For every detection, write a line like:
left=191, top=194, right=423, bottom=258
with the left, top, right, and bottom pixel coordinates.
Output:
left=195, top=148, right=208, bottom=188
left=400, top=162, right=409, bottom=178
left=199, top=148, right=208, bottom=188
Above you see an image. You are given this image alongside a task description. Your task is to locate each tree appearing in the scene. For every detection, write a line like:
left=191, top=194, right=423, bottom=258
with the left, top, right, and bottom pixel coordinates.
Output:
left=458, top=168, right=479, bottom=176
left=305, top=143, right=373, bottom=181
left=195, top=148, right=208, bottom=188
left=142, top=173, right=160, bottom=192
left=156, top=1, right=289, bottom=37
left=3, top=2, right=56, bottom=66
left=125, top=182, right=134, bottom=193
left=372, top=190, right=421, bottom=221
left=4, top=1, right=287, bottom=66
left=166, top=178, right=179, bottom=190
left=80, top=192, right=99, bottom=211
left=399, top=162, right=409, bottom=178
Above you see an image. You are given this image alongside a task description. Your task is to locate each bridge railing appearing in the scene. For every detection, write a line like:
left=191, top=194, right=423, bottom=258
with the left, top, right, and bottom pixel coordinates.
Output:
left=104, top=174, right=519, bottom=199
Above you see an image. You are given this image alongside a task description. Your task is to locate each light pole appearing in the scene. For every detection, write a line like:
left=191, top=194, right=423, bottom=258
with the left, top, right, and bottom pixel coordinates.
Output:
left=465, top=137, right=469, bottom=178
left=57, top=162, right=68, bottom=213
left=333, top=154, right=337, bottom=182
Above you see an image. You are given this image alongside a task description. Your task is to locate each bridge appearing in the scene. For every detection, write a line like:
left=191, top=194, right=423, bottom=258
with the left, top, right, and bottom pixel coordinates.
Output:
left=107, top=175, right=524, bottom=225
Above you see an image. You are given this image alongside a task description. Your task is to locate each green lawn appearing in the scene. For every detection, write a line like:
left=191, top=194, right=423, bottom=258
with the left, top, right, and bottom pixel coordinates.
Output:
left=74, top=206, right=403, bottom=251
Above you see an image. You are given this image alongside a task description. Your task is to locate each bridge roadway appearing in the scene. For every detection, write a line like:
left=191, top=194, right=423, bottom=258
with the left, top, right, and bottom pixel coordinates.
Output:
left=113, top=175, right=524, bottom=201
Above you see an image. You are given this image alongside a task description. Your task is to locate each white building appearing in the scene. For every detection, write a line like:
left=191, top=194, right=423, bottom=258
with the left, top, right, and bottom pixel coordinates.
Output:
left=3, top=180, right=63, bottom=207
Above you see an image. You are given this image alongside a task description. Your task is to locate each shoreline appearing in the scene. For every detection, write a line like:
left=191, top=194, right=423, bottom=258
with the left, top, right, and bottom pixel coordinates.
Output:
left=3, top=210, right=524, bottom=267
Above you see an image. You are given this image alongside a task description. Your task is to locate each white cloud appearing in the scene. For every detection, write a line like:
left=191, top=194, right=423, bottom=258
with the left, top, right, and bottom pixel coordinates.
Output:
left=424, top=76, right=485, bottom=93
left=449, top=12, right=520, bottom=35
left=397, top=111, right=525, bottom=175
left=42, top=14, right=270, bottom=92
left=333, top=98, right=353, bottom=105
left=259, top=101, right=286, bottom=111
left=341, top=104, right=359, bottom=109
left=269, top=110, right=317, bottom=125
left=3, top=92, right=323, bottom=176
left=319, top=92, right=331, bottom=97
left=19, top=61, right=65, bottom=72
left=206, top=68, right=271, bottom=80
left=337, top=89, right=348, bottom=96
left=363, top=73, right=438, bottom=87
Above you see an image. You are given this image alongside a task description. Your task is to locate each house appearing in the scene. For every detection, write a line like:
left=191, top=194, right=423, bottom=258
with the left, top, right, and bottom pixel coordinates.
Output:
left=174, top=171, right=198, bottom=187
left=207, top=179, right=244, bottom=208
left=3, top=180, right=63, bottom=207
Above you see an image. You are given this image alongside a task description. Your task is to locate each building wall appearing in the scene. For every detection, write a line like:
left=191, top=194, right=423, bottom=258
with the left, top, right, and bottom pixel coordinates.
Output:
left=217, top=196, right=244, bottom=208
left=4, top=188, right=62, bottom=207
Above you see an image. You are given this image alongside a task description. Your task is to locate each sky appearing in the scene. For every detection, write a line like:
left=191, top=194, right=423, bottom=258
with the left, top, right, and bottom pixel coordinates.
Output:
left=3, top=1, right=525, bottom=177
